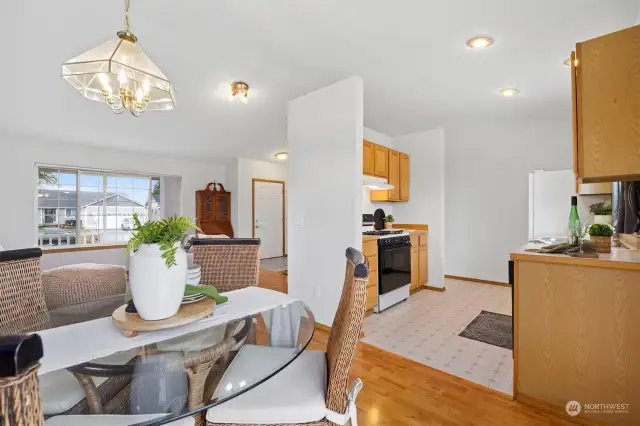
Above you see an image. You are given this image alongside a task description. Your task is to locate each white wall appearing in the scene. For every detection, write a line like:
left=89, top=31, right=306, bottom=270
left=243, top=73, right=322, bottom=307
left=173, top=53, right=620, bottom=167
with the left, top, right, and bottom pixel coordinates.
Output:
left=0, top=132, right=226, bottom=250
left=234, top=158, right=287, bottom=253
left=288, top=76, right=363, bottom=326
left=362, top=127, right=395, bottom=216
left=444, top=118, right=572, bottom=283
left=392, top=129, right=446, bottom=288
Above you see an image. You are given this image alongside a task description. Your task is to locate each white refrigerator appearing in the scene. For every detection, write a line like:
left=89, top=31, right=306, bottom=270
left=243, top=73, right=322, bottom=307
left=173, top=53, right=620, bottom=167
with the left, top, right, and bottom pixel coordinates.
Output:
left=528, top=170, right=577, bottom=241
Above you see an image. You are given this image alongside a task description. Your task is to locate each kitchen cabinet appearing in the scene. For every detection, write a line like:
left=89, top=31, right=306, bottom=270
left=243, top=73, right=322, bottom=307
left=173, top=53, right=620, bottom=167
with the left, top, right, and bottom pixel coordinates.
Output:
left=363, top=140, right=375, bottom=176
left=572, top=24, right=640, bottom=183
left=410, top=246, right=419, bottom=291
left=363, top=237, right=379, bottom=311
left=419, top=245, right=428, bottom=286
left=367, top=143, right=410, bottom=202
left=399, top=153, right=410, bottom=201
left=373, top=145, right=389, bottom=178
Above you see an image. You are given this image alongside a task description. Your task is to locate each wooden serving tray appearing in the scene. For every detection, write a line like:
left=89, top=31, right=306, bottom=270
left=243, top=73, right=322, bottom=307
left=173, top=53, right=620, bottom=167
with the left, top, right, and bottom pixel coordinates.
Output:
left=112, top=298, right=216, bottom=338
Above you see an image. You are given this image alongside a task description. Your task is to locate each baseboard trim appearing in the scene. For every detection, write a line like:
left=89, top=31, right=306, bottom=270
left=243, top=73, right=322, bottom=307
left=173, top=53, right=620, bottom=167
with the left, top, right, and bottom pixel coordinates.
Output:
left=445, top=275, right=511, bottom=288
left=517, top=393, right=605, bottom=426
left=424, top=285, right=446, bottom=292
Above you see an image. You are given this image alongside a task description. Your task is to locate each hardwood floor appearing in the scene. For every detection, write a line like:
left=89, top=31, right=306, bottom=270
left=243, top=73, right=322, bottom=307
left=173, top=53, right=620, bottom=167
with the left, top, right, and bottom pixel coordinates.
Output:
left=258, top=269, right=575, bottom=425
left=309, top=329, right=576, bottom=426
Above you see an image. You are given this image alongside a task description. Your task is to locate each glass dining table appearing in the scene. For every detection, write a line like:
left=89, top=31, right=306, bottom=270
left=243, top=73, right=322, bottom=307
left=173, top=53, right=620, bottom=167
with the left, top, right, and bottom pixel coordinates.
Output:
left=36, top=293, right=315, bottom=426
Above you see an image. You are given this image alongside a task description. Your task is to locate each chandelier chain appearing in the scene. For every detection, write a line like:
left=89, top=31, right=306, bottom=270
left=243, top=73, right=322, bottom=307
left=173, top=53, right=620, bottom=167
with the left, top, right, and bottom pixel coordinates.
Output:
left=124, top=0, right=131, bottom=32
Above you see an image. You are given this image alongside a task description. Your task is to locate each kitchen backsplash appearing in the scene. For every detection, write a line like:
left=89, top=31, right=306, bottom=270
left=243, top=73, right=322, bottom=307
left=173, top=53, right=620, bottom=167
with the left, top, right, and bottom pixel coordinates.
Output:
left=578, top=194, right=611, bottom=225
left=362, top=187, right=394, bottom=216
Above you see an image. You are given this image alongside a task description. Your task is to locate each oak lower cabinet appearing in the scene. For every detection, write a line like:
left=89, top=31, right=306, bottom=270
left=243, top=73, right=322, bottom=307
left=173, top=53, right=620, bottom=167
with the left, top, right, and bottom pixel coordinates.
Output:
left=572, top=24, right=640, bottom=183
left=363, top=238, right=379, bottom=311
left=410, top=246, right=419, bottom=290
left=419, top=246, right=428, bottom=286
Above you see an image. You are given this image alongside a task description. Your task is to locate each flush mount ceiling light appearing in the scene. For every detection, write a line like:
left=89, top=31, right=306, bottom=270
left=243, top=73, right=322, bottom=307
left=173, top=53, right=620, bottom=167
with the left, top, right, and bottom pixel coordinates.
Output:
left=229, top=81, right=250, bottom=103
left=499, top=88, right=520, bottom=97
left=466, top=36, right=494, bottom=49
left=61, top=0, right=175, bottom=116
left=274, top=152, right=288, bottom=160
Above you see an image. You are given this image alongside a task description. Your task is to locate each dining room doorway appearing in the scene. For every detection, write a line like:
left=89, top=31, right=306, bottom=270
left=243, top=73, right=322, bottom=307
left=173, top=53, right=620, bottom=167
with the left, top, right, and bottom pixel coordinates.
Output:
left=252, top=178, right=285, bottom=259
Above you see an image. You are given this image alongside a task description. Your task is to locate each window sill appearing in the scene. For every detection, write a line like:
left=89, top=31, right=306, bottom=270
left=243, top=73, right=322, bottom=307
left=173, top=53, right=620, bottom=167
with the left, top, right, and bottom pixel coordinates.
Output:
left=41, top=243, right=128, bottom=254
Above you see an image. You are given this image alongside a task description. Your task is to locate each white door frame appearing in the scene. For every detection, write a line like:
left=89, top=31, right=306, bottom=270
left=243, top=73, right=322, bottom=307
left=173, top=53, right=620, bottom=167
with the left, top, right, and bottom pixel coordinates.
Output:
left=252, top=178, right=286, bottom=257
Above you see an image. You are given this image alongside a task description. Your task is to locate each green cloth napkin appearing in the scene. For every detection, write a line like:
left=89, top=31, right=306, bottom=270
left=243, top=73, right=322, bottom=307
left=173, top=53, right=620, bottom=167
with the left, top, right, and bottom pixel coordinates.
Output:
left=127, top=285, right=229, bottom=306
left=185, top=284, right=228, bottom=305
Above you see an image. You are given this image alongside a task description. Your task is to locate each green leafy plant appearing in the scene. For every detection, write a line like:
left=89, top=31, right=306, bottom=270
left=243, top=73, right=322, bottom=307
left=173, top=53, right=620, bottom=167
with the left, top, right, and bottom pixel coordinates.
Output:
left=588, top=223, right=613, bottom=237
left=383, top=215, right=395, bottom=223
left=589, top=202, right=612, bottom=216
left=127, top=213, right=198, bottom=268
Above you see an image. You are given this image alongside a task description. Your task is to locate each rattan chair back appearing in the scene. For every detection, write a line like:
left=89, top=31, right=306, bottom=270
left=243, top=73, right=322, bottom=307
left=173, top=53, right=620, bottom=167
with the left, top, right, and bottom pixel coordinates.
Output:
left=192, top=239, right=260, bottom=293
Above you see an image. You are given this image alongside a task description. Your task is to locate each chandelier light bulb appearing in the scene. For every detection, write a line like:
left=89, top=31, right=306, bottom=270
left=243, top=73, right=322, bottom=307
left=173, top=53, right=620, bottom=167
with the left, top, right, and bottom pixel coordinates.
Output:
left=135, top=87, right=144, bottom=102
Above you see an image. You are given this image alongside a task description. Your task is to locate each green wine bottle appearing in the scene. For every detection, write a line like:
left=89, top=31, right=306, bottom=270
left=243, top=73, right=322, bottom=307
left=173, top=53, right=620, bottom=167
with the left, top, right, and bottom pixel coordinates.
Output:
left=568, top=196, right=581, bottom=245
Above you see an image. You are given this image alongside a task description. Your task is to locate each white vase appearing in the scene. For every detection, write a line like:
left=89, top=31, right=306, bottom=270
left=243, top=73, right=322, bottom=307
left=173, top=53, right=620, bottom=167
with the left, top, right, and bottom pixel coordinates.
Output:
left=129, top=243, right=187, bottom=320
left=594, top=215, right=613, bottom=226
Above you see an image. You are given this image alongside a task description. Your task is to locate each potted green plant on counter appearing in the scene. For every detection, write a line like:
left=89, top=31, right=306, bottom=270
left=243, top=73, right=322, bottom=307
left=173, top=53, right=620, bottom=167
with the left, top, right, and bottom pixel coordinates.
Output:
left=589, top=201, right=613, bottom=225
left=588, top=223, right=614, bottom=253
left=127, top=214, right=198, bottom=320
left=383, top=214, right=395, bottom=230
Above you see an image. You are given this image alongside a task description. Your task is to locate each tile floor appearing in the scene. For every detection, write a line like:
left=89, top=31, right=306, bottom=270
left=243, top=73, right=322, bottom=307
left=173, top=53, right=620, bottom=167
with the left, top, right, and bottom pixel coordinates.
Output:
left=260, top=256, right=288, bottom=271
left=361, top=278, right=514, bottom=394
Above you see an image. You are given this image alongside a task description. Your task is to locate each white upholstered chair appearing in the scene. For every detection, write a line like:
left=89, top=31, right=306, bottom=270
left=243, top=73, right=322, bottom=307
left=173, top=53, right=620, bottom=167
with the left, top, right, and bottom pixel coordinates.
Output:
left=205, top=247, right=368, bottom=426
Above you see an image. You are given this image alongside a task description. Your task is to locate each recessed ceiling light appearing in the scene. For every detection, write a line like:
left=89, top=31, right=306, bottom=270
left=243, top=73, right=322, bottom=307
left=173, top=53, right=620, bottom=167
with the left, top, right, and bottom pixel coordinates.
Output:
left=500, top=88, right=520, bottom=97
left=466, top=36, right=494, bottom=49
left=274, top=152, right=288, bottom=160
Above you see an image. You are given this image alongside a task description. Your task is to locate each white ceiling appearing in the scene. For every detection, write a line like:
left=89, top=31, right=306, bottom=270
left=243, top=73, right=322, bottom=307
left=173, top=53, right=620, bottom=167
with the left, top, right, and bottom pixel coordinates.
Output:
left=2, top=0, right=638, bottom=162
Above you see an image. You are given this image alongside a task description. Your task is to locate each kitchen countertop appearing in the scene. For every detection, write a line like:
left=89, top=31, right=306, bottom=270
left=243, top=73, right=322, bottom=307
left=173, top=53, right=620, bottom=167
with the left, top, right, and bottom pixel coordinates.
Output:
left=510, top=242, right=640, bottom=271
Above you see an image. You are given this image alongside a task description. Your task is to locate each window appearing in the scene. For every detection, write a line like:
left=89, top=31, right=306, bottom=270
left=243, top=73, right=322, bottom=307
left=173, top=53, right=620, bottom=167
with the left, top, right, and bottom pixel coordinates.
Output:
left=37, top=167, right=161, bottom=247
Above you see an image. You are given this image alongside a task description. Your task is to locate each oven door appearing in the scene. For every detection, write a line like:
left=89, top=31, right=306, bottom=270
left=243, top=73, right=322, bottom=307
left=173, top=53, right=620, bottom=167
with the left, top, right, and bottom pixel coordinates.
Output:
left=378, top=244, right=411, bottom=295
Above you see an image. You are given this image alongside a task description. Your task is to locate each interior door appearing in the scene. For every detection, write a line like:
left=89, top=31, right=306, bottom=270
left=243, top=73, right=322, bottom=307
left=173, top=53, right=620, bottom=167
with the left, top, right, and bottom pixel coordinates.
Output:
left=253, top=180, right=284, bottom=259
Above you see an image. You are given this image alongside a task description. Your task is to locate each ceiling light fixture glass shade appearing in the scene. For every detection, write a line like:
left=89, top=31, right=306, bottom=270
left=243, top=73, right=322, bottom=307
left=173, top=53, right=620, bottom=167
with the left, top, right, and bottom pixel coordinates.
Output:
left=499, top=88, right=520, bottom=97
left=466, top=36, right=494, bottom=49
left=61, top=0, right=175, bottom=116
left=274, top=152, right=288, bottom=160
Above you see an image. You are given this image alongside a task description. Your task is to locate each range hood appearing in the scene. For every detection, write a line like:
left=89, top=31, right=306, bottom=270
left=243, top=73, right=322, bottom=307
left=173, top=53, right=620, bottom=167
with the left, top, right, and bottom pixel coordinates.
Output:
left=363, top=176, right=394, bottom=190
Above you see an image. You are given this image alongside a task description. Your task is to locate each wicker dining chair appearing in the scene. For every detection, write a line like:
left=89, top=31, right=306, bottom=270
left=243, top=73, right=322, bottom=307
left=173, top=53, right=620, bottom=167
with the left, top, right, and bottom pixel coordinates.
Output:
left=41, top=263, right=126, bottom=310
left=0, top=248, right=51, bottom=335
left=0, top=248, right=132, bottom=418
left=191, top=238, right=261, bottom=292
left=205, top=247, right=368, bottom=426
left=191, top=238, right=262, bottom=351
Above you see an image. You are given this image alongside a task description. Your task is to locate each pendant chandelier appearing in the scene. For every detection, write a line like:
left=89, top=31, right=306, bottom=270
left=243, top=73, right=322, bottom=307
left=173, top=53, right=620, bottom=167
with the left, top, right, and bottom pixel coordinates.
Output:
left=61, top=0, right=175, bottom=116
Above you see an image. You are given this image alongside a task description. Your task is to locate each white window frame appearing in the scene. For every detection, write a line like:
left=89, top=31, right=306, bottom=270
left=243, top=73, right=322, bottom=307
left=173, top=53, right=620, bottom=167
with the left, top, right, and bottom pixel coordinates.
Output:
left=36, top=165, right=163, bottom=247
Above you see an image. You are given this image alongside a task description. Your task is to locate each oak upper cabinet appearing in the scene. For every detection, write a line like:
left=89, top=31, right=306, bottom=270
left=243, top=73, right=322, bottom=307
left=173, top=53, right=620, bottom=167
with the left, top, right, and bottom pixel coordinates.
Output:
left=363, top=140, right=375, bottom=176
left=573, top=25, right=640, bottom=183
left=373, top=144, right=389, bottom=178
left=399, top=153, right=410, bottom=201
left=388, top=150, right=400, bottom=200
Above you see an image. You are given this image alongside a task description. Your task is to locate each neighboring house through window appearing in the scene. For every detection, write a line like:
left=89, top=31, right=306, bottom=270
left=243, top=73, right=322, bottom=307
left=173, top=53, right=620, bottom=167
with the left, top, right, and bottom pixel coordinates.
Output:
left=37, top=166, right=161, bottom=246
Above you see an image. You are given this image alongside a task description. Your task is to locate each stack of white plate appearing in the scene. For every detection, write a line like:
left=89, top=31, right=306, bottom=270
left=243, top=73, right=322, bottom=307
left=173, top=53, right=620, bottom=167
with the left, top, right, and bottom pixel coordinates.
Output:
left=182, top=292, right=206, bottom=305
left=186, top=265, right=201, bottom=286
